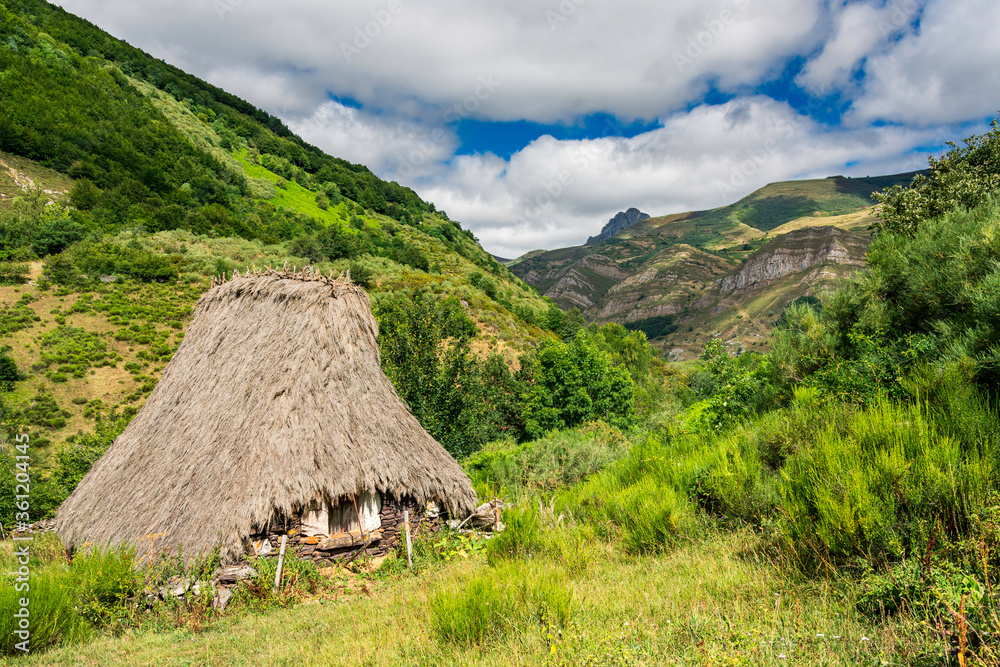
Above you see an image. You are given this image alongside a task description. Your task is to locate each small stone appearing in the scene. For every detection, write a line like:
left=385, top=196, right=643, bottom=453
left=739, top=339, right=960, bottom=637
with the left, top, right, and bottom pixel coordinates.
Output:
left=213, top=587, right=233, bottom=610
left=214, top=565, right=258, bottom=585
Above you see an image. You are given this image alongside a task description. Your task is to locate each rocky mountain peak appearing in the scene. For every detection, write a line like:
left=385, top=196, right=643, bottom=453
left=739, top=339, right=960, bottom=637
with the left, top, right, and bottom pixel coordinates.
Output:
left=586, top=208, right=651, bottom=245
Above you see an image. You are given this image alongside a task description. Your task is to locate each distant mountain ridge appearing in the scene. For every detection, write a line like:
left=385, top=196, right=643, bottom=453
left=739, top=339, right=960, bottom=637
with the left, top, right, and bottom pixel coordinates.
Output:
left=586, top=208, right=651, bottom=244
left=512, top=172, right=924, bottom=359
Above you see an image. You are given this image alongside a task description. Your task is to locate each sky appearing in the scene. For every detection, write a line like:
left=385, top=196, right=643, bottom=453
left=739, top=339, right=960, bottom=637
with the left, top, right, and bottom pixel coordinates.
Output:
left=55, top=0, right=1000, bottom=258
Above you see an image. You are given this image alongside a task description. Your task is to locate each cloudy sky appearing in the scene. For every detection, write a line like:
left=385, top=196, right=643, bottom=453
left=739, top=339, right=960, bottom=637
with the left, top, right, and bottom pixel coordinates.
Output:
left=56, top=0, right=999, bottom=257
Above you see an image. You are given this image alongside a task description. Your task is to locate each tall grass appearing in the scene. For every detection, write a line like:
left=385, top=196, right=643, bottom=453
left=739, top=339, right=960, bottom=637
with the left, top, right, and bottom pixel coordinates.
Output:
left=430, top=561, right=573, bottom=647
left=780, top=398, right=994, bottom=565
left=464, top=421, right=629, bottom=500
left=0, top=537, right=141, bottom=656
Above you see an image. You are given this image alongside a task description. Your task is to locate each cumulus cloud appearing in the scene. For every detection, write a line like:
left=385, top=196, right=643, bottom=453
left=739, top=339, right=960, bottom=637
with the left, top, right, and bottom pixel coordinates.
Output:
left=797, top=2, right=894, bottom=95
left=288, top=101, right=458, bottom=177
left=56, top=0, right=825, bottom=122
left=51, top=0, right=998, bottom=257
left=848, top=0, right=1000, bottom=125
left=422, top=98, right=942, bottom=258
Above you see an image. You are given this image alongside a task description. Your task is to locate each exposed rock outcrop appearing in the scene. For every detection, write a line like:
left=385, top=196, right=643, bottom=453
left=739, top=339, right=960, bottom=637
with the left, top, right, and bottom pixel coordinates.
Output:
left=586, top=208, right=651, bottom=244
left=717, top=227, right=868, bottom=295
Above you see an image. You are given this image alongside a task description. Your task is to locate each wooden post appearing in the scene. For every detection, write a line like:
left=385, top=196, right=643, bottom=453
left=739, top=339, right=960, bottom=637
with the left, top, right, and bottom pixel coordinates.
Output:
left=273, top=535, right=288, bottom=593
left=403, top=509, right=413, bottom=569
left=493, top=498, right=501, bottom=532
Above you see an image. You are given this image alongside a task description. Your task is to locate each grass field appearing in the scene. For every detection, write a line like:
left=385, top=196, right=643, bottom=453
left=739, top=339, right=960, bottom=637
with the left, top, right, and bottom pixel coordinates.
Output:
left=0, top=526, right=931, bottom=666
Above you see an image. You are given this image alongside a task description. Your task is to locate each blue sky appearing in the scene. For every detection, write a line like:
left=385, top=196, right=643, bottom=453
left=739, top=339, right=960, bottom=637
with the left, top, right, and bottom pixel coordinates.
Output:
left=56, top=0, right=1000, bottom=257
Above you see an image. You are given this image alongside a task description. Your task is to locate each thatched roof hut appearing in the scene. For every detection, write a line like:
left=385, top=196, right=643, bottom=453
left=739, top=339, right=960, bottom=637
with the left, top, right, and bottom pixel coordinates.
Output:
left=56, top=270, right=477, bottom=563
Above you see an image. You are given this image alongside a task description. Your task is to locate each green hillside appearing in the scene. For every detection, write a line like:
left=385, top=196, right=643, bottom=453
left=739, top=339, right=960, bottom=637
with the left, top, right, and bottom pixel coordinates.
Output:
left=510, top=171, right=926, bottom=358
left=0, top=0, right=574, bottom=481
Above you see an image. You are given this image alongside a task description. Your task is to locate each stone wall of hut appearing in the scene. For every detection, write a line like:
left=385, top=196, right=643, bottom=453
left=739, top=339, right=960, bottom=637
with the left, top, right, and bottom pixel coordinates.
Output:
left=246, top=494, right=446, bottom=566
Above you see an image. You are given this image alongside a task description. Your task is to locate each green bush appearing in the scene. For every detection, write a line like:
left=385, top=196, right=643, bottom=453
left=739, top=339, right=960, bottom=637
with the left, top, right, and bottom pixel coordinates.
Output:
left=0, top=354, right=24, bottom=391
left=0, top=261, right=30, bottom=285
left=0, top=567, right=91, bottom=656
left=874, top=117, right=1000, bottom=235
left=560, top=433, right=694, bottom=554
left=779, top=398, right=995, bottom=564
left=0, top=293, right=41, bottom=335
left=68, top=547, right=142, bottom=631
left=430, top=562, right=573, bottom=647
left=465, top=422, right=629, bottom=499
left=520, top=336, right=636, bottom=439
left=36, top=325, right=120, bottom=380
left=486, top=504, right=547, bottom=564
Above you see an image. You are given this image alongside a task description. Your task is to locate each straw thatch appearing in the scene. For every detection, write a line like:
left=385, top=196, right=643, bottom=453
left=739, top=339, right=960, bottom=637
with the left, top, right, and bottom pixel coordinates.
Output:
left=56, top=268, right=478, bottom=563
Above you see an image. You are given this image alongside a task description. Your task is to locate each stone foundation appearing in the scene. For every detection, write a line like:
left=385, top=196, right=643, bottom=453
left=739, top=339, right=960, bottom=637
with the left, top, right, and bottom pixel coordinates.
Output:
left=245, top=495, right=446, bottom=566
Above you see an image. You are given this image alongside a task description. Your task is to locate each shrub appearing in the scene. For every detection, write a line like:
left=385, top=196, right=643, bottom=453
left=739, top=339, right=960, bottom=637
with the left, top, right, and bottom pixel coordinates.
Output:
left=0, top=354, right=24, bottom=391
left=779, top=398, right=995, bottom=564
left=0, top=261, right=30, bottom=285
left=465, top=422, right=629, bottom=499
left=430, top=562, right=573, bottom=647
left=560, top=433, right=694, bottom=554
left=520, top=337, right=636, bottom=439
left=68, top=547, right=142, bottom=631
left=0, top=567, right=90, bottom=656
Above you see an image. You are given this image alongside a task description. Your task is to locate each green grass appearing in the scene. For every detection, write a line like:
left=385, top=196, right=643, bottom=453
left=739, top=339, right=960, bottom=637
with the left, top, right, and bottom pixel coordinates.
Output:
left=0, top=527, right=939, bottom=666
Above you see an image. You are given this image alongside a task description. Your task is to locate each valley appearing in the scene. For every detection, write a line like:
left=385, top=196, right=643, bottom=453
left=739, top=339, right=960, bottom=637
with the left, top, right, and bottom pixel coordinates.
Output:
left=510, top=173, right=919, bottom=357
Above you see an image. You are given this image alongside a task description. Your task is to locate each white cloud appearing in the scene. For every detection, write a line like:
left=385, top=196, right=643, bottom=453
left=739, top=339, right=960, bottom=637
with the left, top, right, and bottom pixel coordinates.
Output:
left=419, top=98, right=942, bottom=258
left=849, top=0, right=1000, bottom=125
left=49, top=0, right=999, bottom=258
left=56, top=0, right=825, bottom=122
left=288, top=102, right=457, bottom=177
left=797, top=2, right=893, bottom=95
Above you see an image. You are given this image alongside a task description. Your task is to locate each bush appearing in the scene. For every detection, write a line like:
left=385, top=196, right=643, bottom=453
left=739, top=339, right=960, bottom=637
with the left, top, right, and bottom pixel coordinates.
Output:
left=68, top=547, right=142, bottom=631
left=465, top=422, right=629, bottom=499
left=520, top=337, right=636, bottom=439
left=874, top=117, right=1000, bottom=235
left=0, top=262, right=30, bottom=285
left=779, top=398, right=995, bottom=564
left=0, top=567, right=91, bottom=656
left=430, top=562, right=573, bottom=647
left=560, top=433, right=694, bottom=554
left=0, top=354, right=24, bottom=391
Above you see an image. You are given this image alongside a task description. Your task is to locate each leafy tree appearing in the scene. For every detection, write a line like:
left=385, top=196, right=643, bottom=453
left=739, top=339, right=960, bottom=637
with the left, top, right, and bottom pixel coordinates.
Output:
left=287, top=235, right=324, bottom=264
left=70, top=178, right=101, bottom=210
left=874, top=116, right=1000, bottom=235
left=520, top=336, right=635, bottom=439
left=316, top=224, right=360, bottom=261
left=0, top=355, right=23, bottom=391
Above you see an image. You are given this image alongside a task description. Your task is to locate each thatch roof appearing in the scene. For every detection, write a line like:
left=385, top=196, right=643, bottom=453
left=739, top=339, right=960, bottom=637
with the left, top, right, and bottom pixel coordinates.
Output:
left=56, top=269, right=477, bottom=563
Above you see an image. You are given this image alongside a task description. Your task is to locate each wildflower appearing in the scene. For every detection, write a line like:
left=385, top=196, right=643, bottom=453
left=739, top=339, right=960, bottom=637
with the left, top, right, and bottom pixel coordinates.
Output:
left=861, top=636, right=870, bottom=642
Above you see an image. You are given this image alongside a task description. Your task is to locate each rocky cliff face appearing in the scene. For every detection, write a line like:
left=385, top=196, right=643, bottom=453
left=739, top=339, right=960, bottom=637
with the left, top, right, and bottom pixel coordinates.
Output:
left=523, top=254, right=630, bottom=310
left=717, top=227, right=868, bottom=295
left=586, top=208, right=651, bottom=244
left=514, top=224, right=871, bottom=359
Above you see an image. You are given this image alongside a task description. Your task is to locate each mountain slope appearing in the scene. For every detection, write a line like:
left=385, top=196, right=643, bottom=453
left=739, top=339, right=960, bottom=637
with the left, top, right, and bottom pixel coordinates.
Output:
left=0, top=0, right=556, bottom=458
left=511, top=173, right=919, bottom=357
